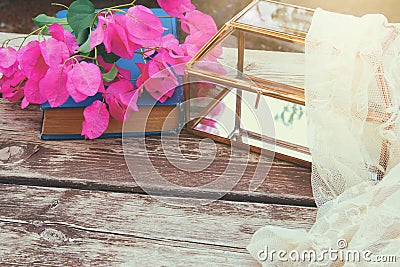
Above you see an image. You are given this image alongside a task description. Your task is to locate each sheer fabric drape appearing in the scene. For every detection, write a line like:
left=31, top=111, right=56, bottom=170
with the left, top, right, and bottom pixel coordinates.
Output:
left=248, top=8, right=400, bottom=266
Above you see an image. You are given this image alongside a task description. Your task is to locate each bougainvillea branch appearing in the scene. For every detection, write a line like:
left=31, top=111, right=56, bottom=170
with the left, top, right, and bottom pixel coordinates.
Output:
left=0, top=0, right=219, bottom=139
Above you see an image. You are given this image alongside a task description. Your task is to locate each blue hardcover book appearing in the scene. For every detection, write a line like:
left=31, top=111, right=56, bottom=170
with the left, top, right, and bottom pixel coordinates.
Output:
left=40, top=8, right=184, bottom=140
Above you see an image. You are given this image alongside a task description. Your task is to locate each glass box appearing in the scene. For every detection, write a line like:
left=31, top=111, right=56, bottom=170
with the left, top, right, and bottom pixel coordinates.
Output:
left=184, top=0, right=314, bottom=166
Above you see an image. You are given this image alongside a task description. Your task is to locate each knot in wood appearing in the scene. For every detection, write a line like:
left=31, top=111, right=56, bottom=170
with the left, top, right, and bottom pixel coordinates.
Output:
left=40, top=228, right=67, bottom=244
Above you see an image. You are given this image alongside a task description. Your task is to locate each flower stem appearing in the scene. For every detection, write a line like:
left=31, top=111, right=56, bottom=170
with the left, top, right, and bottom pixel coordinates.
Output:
left=2, top=26, right=47, bottom=48
left=92, top=0, right=136, bottom=27
left=51, top=3, right=69, bottom=9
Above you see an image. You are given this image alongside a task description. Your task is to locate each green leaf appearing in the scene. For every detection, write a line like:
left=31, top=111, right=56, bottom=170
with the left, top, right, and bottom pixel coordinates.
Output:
left=77, top=28, right=90, bottom=45
left=78, top=36, right=91, bottom=54
left=102, top=64, right=118, bottom=82
left=67, top=0, right=96, bottom=37
left=97, top=44, right=120, bottom=64
left=33, top=14, right=73, bottom=32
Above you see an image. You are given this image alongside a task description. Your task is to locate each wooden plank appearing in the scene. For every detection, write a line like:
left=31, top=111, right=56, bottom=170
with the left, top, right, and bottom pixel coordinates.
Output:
left=0, top=100, right=313, bottom=206
left=0, top=184, right=317, bottom=266
left=0, top=221, right=258, bottom=267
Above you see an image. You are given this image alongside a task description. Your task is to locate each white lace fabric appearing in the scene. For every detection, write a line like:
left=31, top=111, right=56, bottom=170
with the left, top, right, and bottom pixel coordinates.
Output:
left=248, top=8, right=400, bottom=266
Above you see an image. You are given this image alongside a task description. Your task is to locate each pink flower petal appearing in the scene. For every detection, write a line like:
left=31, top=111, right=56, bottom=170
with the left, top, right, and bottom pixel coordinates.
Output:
left=0, top=71, right=25, bottom=102
left=157, top=0, right=195, bottom=18
left=106, top=79, right=133, bottom=96
left=136, top=63, right=149, bottom=90
left=68, top=61, right=102, bottom=96
left=39, top=67, right=69, bottom=107
left=64, top=31, right=79, bottom=55
left=106, top=17, right=136, bottom=59
left=48, top=24, right=64, bottom=40
left=90, top=17, right=106, bottom=50
left=48, top=24, right=78, bottom=54
left=24, top=78, right=47, bottom=105
left=21, top=97, right=29, bottom=109
left=125, top=6, right=164, bottom=47
left=39, top=38, right=70, bottom=68
left=107, top=97, right=126, bottom=122
left=0, top=61, right=18, bottom=77
left=105, top=80, right=137, bottom=121
left=0, top=46, right=17, bottom=69
left=181, top=10, right=217, bottom=34
left=66, top=81, right=88, bottom=103
left=66, top=65, right=88, bottom=103
left=17, top=41, right=49, bottom=81
left=145, top=66, right=178, bottom=103
left=82, top=100, right=110, bottom=139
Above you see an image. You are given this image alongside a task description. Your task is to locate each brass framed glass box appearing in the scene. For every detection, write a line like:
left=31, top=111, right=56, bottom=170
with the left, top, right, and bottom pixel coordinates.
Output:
left=184, top=0, right=314, bottom=166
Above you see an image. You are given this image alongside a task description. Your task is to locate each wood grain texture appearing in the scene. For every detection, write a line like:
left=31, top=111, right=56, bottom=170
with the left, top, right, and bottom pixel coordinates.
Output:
left=0, top=100, right=313, bottom=206
left=0, top=184, right=317, bottom=266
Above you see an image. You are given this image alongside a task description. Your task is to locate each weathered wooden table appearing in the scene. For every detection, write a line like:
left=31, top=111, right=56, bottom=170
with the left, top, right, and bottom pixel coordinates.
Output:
left=0, top=30, right=316, bottom=267
left=0, top=99, right=316, bottom=266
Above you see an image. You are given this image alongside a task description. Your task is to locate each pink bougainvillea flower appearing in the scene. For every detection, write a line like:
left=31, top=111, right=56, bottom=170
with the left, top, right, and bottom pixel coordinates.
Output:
left=12, top=41, right=49, bottom=107
left=39, top=66, right=70, bottom=108
left=154, top=49, right=185, bottom=76
left=181, top=10, right=220, bottom=59
left=39, top=38, right=70, bottom=68
left=66, top=84, right=87, bottom=103
left=0, top=46, right=17, bottom=73
left=0, top=46, right=17, bottom=68
left=181, top=10, right=217, bottom=35
left=98, top=56, right=131, bottom=86
left=158, top=34, right=192, bottom=75
left=0, top=71, right=26, bottom=102
left=106, top=96, right=126, bottom=122
left=48, top=24, right=79, bottom=54
left=145, top=75, right=177, bottom=103
left=81, top=100, right=110, bottom=139
left=90, top=16, right=106, bottom=50
left=125, top=6, right=164, bottom=47
left=104, top=79, right=138, bottom=121
left=0, top=47, right=18, bottom=77
left=135, top=62, right=149, bottom=91
left=157, top=0, right=195, bottom=18
left=184, top=30, right=219, bottom=56
left=92, top=15, right=137, bottom=59
left=120, top=87, right=140, bottom=112
left=17, top=41, right=48, bottom=81
left=105, top=15, right=137, bottom=59
left=145, top=60, right=178, bottom=103
left=23, top=78, right=47, bottom=106
left=136, top=52, right=179, bottom=103
left=66, top=61, right=102, bottom=102
left=156, top=33, right=193, bottom=76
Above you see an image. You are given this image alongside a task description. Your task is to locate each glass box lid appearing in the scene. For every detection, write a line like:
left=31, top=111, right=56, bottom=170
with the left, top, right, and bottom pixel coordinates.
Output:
left=233, top=0, right=314, bottom=40
left=187, top=0, right=316, bottom=105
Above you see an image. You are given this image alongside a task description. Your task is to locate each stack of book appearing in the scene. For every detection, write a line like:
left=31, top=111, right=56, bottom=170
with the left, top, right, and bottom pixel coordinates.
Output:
left=40, top=9, right=183, bottom=140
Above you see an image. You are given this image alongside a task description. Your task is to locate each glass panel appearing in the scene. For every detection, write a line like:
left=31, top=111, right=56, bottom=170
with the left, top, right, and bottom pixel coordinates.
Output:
left=189, top=81, right=236, bottom=139
left=190, top=83, right=310, bottom=163
left=191, top=28, right=241, bottom=80
left=192, top=28, right=305, bottom=91
left=241, top=90, right=308, bottom=149
left=242, top=31, right=304, bottom=89
left=236, top=0, right=313, bottom=38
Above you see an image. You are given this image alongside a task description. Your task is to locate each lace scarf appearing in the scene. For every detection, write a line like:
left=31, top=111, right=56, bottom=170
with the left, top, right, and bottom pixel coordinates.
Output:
left=247, top=8, right=400, bottom=266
